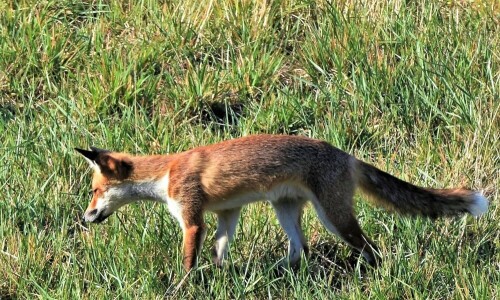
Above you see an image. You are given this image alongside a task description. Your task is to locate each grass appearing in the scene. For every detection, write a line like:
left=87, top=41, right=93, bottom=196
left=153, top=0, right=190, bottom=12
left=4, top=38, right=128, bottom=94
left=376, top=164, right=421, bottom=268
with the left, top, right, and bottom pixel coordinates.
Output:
left=0, top=0, right=498, bottom=298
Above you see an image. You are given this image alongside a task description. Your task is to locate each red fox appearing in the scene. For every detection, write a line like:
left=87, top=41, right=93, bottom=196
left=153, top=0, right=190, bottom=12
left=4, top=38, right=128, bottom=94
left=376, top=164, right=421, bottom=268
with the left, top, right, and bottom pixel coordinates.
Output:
left=76, top=134, right=488, bottom=270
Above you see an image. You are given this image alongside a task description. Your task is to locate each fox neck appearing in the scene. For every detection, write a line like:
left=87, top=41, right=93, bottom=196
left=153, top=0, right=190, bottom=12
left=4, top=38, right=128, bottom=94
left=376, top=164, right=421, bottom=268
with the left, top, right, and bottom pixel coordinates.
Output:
left=122, top=155, right=172, bottom=202
left=111, top=161, right=172, bottom=204
left=97, top=154, right=173, bottom=207
left=114, top=177, right=169, bottom=204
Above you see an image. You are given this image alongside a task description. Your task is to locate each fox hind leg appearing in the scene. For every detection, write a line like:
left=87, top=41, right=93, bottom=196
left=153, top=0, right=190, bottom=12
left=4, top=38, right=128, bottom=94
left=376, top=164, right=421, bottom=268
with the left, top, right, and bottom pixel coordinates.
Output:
left=333, top=214, right=380, bottom=267
left=272, top=198, right=308, bottom=268
left=313, top=191, right=380, bottom=267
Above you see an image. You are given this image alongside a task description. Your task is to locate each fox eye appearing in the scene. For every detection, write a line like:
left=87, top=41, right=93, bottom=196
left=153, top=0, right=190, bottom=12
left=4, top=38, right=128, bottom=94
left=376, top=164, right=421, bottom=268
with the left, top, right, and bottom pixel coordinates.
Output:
left=89, top=189, right=98, bottom=196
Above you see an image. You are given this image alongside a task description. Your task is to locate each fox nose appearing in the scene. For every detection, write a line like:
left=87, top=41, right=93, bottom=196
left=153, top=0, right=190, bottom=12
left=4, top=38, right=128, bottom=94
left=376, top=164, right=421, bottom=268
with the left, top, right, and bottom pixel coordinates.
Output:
left=84, top=208, right=98, bottom=222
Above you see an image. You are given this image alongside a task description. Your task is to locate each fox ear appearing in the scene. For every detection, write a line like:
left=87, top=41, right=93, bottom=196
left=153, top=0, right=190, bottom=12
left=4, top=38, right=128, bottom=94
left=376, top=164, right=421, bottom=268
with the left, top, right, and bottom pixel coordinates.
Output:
left=89, top=146, right=109, bottom=153
left=76, top=147, right=132, bottom=179
left=95, top=155, right=133, bottom=180
left=75, top=148, right=99, bottom=168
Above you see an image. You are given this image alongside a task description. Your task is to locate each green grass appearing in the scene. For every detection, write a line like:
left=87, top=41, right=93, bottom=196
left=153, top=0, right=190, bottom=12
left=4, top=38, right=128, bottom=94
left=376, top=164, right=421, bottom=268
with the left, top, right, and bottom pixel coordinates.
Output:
left=1, top=0, right=498, bottom=298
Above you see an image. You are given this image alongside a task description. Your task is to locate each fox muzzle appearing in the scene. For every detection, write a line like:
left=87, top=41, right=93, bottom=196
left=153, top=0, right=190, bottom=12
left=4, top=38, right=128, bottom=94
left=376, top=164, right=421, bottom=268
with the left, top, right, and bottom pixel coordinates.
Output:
left=84, top=208, right=111, bottom=223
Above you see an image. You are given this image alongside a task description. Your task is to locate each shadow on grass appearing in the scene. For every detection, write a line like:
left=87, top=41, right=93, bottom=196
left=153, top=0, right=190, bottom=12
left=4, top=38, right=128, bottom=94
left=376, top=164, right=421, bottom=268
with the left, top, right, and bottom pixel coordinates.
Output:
left=0, top=287, right=17, bottom=300
left=198, top=100, right=244, bottom=133
left=163, top=239, right=372, bottom=291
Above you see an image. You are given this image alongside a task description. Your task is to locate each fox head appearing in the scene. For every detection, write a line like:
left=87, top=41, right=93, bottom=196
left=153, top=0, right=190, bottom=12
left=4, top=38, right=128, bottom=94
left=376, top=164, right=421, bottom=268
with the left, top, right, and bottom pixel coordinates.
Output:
left=75, top=147, right=134, bottom=223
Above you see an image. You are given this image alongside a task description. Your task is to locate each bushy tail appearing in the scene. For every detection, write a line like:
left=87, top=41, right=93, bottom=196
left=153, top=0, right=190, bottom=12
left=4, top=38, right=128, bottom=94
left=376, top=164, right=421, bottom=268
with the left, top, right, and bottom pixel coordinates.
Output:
left=353, top=159, right=488, bottom=218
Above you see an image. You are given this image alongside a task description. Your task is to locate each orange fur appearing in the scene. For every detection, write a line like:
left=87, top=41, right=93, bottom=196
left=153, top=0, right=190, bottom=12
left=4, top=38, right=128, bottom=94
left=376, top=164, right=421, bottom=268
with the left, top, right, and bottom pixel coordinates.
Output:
left=76, top=134, right=488, bottom=271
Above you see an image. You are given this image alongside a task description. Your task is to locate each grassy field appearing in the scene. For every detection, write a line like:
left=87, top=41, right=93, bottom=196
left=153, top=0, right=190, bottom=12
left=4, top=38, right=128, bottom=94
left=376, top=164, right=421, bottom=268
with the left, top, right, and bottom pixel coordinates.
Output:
left=1, top=0, right=498, bottom=298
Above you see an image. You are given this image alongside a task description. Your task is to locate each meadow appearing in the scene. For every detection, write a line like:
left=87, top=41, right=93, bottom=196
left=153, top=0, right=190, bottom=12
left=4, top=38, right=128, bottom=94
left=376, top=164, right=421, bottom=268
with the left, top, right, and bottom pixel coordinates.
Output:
left=0, top=0, right=498, bottom=298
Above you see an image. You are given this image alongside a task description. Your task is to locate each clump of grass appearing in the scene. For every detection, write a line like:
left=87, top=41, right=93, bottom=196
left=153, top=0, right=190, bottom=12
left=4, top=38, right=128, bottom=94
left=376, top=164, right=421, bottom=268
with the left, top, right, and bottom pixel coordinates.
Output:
left=1, top=0, right=498, bottom=298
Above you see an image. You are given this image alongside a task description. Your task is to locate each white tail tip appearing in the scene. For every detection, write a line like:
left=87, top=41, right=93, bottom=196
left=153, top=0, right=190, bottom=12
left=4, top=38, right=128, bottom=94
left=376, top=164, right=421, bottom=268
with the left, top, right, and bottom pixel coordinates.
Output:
left=468, top=193, right=488, bottom=217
